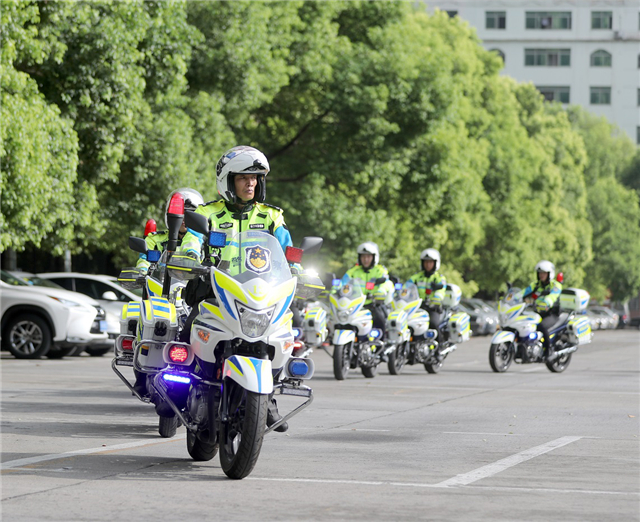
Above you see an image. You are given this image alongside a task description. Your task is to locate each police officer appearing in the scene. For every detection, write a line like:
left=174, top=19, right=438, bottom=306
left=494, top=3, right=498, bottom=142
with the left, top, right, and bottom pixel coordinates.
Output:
left=522, top=260, right=562, bottom=358
left=179, top=145, right=294, bottom=432
left=407, top=248, right=447, bottom=337
left=342, top=242, right=394, bottom=331
left=136, top=188, right=205, bottom=273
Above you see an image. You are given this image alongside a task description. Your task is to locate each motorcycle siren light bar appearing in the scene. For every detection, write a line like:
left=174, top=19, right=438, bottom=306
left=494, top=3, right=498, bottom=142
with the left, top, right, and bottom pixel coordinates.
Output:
left=365, top=281, right=375, bottom=291
left=162, top=373, right=191, bottom=385
left=144, top=219, right=157, bottom=237
left=556, top=272, right=564, bottom=283
left=208, top=231, right=227, bottom=248
left=167, top=193, right=185, bottom=216
left=284, top=357, right=315, bottom=380
left=285, top=246, right=304, bottom=264
left=147, top=250, right=162, bottom=263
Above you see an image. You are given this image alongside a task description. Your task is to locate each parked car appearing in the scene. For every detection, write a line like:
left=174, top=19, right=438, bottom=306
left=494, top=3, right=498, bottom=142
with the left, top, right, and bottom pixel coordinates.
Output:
left=9, top=271, right=120, bottom=356
left=588, top=307, right=617, bottom=330
left=37, top=272, right=142, bottom=319
left=585, top=308, right=603, bottom=331
left=460, top=298, right=499, bottom=336
left=1, top=270, right=108, bottom=359
left=590, top=306, right=620, bottom=331
left=609, top=302, right=630, bottom=329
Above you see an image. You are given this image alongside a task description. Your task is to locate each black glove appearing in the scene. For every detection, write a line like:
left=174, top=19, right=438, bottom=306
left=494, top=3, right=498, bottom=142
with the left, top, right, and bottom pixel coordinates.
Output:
left=374, top=277, right=387, bottom=285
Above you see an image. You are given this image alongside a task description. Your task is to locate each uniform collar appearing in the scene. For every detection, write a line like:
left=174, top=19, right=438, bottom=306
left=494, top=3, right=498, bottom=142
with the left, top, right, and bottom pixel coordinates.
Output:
left=226, top=200, right=255, bottom=218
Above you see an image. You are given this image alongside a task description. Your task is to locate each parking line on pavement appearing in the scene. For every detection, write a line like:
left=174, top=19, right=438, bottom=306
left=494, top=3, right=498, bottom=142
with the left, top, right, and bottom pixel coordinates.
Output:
left=1, top=435, right=186, bottom=471
left=431, top=435, right=583, bottom=488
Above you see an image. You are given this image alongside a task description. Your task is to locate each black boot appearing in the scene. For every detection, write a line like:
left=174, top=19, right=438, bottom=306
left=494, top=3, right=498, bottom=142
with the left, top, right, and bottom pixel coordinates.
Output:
left=132, top=370, right=148, bottom=396
left=267, top=397, right=288, bottom=432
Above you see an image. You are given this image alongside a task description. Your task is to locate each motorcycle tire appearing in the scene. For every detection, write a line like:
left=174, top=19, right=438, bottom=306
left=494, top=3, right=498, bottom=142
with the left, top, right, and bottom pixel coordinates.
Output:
left=220, top=386, right=268, bottom=480
left=425, top=359, right=443, bottom=374
left=187, top=429, right=218, bottom=461
left=361, top=364, right=378, bottom=378
left=159, top=415, right=179, bottom=438
left=545, top=352, right=572, bottom=373
left=333, top=343, right=351, bottom=380
left=489, top=342, right=514, bottom=373
left=388, top=342, right=408, bottom=375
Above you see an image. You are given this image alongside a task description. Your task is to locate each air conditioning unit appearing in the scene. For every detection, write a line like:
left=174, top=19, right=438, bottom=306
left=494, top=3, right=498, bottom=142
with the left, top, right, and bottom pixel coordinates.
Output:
left=613, top=30, right=623, bottom=40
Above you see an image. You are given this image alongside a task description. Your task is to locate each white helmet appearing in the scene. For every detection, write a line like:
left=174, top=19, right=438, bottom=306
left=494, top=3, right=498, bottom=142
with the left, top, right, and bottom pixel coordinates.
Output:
left=535, top=260, right=555, bottom=281
left=164, top=188, right=204, bottom=227
left=216, top=146, right=270, bottom=203
left=420, top=248, right=441, bottom=271
left=357, top=242, right=380, bottom=266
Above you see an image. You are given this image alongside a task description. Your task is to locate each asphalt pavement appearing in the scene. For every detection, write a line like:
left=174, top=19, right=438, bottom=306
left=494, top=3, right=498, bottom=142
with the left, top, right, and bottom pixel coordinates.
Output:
left=2, top=329, right=639, bottom=521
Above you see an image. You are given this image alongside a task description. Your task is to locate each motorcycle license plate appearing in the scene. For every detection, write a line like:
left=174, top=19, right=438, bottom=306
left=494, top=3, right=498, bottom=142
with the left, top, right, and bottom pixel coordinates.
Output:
left=99, top=320, right=109, bottom=332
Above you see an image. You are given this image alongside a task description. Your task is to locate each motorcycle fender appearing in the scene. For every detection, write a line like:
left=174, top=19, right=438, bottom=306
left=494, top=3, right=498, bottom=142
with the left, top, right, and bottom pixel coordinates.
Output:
left=223, top=355, right=273, bottom=394
left=491, top=330, right=516, bottom=345
left=333, top=329, right=356, bottom=346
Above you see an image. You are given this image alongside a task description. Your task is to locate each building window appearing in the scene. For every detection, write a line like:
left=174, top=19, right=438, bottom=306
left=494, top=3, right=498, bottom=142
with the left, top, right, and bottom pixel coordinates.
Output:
left=486, top=11, right=506, bottom=29
left=591, top=50, right=612, bottom=67
left=591, top=11, right=613, bottom=29
left=537, top=86, right=570, bottom=104
left=590, top=87, right=611, bottom=105
left=525, top=49, right=571, bottom=67
left=489, top=49, right=505, bottom=64
left=637, top=88, right=640, bottom=106
left=526, top=11, right=572, bottom=29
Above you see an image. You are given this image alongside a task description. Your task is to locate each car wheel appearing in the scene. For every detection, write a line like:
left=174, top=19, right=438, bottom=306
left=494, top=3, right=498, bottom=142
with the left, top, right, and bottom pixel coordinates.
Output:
left=3, top=314, right=52, bottom=359
left=84, top=347, right=112, bottom=357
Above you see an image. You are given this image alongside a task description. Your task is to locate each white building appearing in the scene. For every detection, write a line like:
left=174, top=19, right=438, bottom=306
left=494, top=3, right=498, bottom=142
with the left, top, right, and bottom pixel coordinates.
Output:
left=422, top=1, right=640, bottom=143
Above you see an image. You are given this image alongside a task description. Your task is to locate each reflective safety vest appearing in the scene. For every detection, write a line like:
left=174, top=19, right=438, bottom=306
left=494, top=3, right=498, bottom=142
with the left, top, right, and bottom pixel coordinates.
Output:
left=407, top=270, right=446, bottom=306
left=343, top=264, right=394, bottom=305
left=136, top=231, right=169, bottom=271
left=179, top=200, right=292, bottom=261
left=523, top=279, right=562, bottom=313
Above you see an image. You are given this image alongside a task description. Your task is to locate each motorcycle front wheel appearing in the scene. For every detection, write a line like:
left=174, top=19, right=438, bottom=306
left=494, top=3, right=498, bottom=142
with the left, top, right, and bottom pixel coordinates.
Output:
left=219, top=385, right=268, bottom=479
left=333, top=343, right=351, bottom=380
left=187, top=429, right=218, bottom=461
left=388, top=341, right=408, bottom=375
left=489, top=342, right=514, bottom=373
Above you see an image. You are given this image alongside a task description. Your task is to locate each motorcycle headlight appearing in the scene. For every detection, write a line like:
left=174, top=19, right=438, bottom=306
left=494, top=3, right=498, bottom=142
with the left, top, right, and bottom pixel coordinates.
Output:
left=338, top=311, right=350, bottom=323
left=235, top=301, right=275, bottom=338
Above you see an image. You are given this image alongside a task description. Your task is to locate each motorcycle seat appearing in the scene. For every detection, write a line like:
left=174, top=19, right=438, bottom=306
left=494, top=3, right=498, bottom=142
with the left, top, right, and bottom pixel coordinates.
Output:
left=549, top=312, right=570, bottom=332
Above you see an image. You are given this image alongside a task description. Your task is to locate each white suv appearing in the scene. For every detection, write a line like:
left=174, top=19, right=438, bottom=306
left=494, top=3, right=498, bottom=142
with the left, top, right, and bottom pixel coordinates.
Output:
left=1, top=271, right=108, bottom=359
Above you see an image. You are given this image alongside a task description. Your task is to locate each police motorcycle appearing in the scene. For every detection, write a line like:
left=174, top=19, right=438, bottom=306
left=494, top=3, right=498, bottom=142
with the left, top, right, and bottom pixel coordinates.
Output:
left=291, top=280, right=330, bottom=359
left=112, top=199, right=193, bottom=438
left=489, top=283, right=592, bottom=373
left=386, top=282, right=472, bottom=374
left=329, top=277, right=390, bottom=380
left=144, top=210, right=323, bottom=479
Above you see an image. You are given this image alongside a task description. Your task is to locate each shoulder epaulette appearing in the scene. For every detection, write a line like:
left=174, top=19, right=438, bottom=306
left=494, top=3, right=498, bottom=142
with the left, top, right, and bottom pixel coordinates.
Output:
left=259, top=202, right=283, bottom=213
left=203, top=199, right=223, bottom=207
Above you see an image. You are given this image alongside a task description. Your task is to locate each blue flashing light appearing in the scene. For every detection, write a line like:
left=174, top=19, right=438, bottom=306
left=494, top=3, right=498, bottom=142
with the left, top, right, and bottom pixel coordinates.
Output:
left=528, top=332, right=537, bottom=340
left=289, top=359, right=309, bottom=377
left=426, top=331, right=436, bottom=339
left=292, top=327, right=303, bottom=340
left=332, top=278, right=342, bottom=287
left=208, top=231, right=227, bottom=248
left=369, top=328, right=382, bottom=339
left=395, top=283, right=403, bottom=290
left=147, top=250, right=161, bottom=263
left=162, top=373, right=191, bottom=385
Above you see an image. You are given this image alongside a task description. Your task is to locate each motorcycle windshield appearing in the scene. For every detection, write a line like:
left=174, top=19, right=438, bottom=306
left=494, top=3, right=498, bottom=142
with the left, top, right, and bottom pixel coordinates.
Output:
left=393, top=283, right=420, bottom=308
left=151, top=250, right=168, bottom=283
left=333, top=276, right=365, bottom=300
left=218, top=231, right=292, bottom=285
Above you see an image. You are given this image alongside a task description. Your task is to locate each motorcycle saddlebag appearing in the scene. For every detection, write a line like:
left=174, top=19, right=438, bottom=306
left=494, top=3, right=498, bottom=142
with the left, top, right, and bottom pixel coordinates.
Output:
left=559, top=288, right=590, bottom=312
left=139, top=297, right=178, bottom=342
left=120, top=301, right=141, bottom=335
left=448, top=311, right=471, bottom=343
left=303, top=307, right=328, bottom=347
left=567, top=315, right=592, bottom=345
left=442, top=284, right=462, bottom=308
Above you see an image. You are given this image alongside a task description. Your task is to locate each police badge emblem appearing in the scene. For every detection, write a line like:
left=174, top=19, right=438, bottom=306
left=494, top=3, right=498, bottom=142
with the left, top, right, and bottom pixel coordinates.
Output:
left=245, top=245, right=271, bottom=273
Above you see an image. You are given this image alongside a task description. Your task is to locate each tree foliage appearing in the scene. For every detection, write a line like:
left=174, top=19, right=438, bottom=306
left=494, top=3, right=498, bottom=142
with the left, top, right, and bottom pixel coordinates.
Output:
left=2, top=0, right=638, bottom=302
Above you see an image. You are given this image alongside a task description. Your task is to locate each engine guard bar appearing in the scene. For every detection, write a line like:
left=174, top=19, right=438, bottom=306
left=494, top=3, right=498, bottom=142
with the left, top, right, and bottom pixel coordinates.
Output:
left=547, top=345, right=578, bottom=362
left=264, top=382, right=314, bottom=435
left=132, top=339, right=170, bottom=374
left=110, top=358, right=152, bottom=404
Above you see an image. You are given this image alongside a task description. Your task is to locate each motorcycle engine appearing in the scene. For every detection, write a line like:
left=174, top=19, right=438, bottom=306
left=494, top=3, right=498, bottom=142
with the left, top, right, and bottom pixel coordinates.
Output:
left=525, top=341, right=544, bottom=361
left=187, top=384, right=209, bottom=426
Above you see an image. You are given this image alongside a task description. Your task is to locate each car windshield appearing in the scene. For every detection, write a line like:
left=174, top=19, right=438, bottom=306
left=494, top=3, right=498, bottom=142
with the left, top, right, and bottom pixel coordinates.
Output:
left=1, top=270, right=29, bottom=286
left=24, top=276, right=64, bottom=289
left=218, top=231, right=292, bottom=285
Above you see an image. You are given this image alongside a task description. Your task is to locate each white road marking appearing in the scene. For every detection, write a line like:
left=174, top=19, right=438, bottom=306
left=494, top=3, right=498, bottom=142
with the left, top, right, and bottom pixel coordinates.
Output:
left=248, top=477, right=637, bottom=496
left=442, top=431, right=525, bottom=436
left=1, top=435, right=186, bottom=470
left=521, top=367, right=543, bottom=373
left=431, top=436, right=583, bottom=488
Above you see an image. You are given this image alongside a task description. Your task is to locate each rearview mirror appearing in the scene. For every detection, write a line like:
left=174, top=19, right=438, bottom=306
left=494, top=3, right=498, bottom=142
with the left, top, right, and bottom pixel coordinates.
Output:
left=101, top=291, right=118, bottom=301
left=299, top=236, right=323, bottom=255
left=128, top=237, right=147, bottom=254
left=184, top=210, right=210, bottom=235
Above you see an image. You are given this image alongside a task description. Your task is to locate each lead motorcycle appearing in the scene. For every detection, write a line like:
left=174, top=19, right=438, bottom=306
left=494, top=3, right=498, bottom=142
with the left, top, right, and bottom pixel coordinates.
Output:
left=148, top=213, right=323, bottom=479
left=489, top=286, right=592, bottom=373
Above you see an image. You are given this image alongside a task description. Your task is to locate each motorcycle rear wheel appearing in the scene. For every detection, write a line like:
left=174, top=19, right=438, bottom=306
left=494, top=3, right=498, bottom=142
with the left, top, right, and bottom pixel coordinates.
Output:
left=388, top=342, right=408, bottom=375
left=489, top=342, right=513, bottom=373
left=545, top=352, right=572, bottom=373
left=187, top=429, right=218, bottom=461
left=361, top=364, right=378, bottom=378
left=425, top=358, right=443, bottom=374
left=333, top=343, right=351, bottom=380
left=159, top=415, right=179, bottom=438
left=220, top=387, right=268, bottom=479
